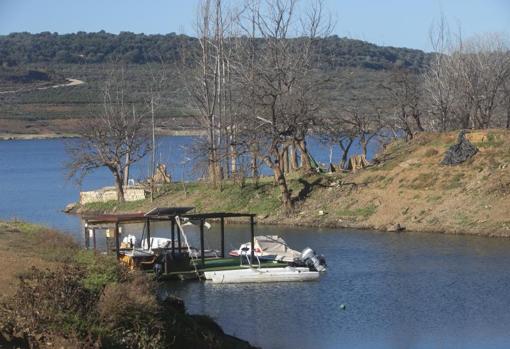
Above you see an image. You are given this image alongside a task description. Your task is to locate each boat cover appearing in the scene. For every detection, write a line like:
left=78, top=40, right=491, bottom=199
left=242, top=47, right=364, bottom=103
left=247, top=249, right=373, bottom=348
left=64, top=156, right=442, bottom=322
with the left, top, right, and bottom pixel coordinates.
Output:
left=254, top=235, right=301, bottom=262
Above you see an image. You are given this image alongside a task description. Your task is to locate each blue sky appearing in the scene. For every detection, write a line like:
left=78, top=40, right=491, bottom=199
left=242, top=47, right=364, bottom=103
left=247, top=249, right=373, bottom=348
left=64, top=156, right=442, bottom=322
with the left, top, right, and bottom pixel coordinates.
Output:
left=0, top=0, right=509, bottom=51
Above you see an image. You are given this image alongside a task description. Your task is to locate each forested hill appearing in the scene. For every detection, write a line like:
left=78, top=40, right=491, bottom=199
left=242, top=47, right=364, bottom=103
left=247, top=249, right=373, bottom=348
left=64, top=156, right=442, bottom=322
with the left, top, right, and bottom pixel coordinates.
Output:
left=0, top=31, right=431, bottom=71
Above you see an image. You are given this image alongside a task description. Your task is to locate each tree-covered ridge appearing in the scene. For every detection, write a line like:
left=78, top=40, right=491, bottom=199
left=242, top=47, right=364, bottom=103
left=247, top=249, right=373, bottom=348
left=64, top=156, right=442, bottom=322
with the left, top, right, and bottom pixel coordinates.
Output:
left=0, top=31, right=431, bottom=70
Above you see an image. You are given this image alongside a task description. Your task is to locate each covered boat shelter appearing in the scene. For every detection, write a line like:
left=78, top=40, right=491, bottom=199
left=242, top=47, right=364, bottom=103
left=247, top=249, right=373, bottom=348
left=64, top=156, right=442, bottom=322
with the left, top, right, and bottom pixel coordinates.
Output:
left=82, top=207, right=258, bottom=266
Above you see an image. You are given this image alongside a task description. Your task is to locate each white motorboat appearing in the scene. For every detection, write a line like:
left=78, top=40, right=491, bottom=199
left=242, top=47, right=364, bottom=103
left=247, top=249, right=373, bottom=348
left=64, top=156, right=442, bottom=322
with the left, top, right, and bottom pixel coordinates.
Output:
left=205, top=266, right=320, bottom=283
left=228, top=235, right=302, bottom=262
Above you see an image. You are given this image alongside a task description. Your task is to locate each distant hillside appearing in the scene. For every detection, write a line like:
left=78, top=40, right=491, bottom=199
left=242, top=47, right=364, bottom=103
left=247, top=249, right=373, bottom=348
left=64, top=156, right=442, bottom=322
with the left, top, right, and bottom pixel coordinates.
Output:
left=0, top=32, right=433, bottom=135
left=0, top=32, right=432, bottom=71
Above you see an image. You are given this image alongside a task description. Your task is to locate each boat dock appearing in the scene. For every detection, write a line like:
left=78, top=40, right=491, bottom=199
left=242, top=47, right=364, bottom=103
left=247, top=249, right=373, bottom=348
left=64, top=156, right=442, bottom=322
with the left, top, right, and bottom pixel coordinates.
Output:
left=82, top=207, right=282, bottom=280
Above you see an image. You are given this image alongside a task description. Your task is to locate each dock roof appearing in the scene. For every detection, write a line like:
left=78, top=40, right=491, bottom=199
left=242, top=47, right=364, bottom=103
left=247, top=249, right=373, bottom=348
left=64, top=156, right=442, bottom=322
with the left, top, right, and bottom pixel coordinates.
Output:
left=82, top=207, right=255, bottom=226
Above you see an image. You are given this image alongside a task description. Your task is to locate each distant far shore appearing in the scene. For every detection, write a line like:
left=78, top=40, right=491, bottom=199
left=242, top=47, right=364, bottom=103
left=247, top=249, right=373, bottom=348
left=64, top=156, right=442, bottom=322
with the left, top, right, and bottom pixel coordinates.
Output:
left=0, top=128, right=206, bottom=141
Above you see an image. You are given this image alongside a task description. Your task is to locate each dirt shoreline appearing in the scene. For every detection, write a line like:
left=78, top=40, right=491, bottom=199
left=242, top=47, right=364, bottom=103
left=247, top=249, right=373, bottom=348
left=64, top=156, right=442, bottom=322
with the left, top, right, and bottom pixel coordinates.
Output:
left=0, top=129, right=205, bottom=141
left=72, top=202, right=509, bottom=239
left=0, top=132, right=80, bottom=140
left=257, top=216, right=510, bottom=238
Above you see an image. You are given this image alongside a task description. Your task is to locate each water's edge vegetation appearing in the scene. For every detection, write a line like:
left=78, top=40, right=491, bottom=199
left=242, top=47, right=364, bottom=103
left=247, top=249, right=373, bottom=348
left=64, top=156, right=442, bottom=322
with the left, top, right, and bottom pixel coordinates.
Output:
left=0, top=220, right=256, bottom=349
left=75, top=130, right=510, bottom=238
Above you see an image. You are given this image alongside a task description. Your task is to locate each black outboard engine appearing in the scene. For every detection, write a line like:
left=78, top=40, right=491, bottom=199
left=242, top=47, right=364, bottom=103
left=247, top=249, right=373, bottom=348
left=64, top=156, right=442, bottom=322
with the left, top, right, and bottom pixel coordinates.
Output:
left=300, top=247, right=327, bottom=272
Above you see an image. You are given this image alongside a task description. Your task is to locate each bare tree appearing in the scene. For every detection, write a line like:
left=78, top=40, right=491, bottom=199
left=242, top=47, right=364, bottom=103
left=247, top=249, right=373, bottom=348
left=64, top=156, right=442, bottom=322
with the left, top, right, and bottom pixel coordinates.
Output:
left=340, top=101, right=381, bottom=157
left=503, top=77, right=510, bottom=129
left=183, top=0, right=222, bottom=186
left=66, top=67, right=150, bottom=202
left=383, top=68, right=424, bottom=139
left=233, top=0, right=332, bottom=209
left=422, top=15, right=456, bottom=131
left=319, top=119, right=356, bottom=169
left=143, top=62, right=167, bottom=201
left=454, top=34, right=510, bottom=128
left=422, top=16, right=510, bottom=130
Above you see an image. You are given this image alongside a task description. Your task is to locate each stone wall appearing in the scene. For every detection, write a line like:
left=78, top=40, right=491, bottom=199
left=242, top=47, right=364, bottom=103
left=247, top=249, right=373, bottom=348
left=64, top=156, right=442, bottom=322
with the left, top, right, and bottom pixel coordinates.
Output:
left=80, top=186, right=147, bottom=204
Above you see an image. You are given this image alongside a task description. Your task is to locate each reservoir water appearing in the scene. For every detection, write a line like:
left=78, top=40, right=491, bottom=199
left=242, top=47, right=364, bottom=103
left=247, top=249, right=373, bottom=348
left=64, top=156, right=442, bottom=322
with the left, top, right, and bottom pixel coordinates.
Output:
left=1, top=138, right=510, bottom=348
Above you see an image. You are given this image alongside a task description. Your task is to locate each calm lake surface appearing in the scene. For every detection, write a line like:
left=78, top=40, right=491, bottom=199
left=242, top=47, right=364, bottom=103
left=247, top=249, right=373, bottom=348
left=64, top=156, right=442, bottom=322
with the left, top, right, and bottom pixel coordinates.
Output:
left=2, top=138, right=510, bottom=348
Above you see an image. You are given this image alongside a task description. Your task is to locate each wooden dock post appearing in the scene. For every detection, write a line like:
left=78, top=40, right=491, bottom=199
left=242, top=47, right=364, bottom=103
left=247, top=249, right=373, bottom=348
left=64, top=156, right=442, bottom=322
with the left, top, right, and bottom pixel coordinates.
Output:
left=92, top=228, right=97, bottom=253
left=84, top=224, right=89, bottom=249
left=114, top=223, right=120, bottom=259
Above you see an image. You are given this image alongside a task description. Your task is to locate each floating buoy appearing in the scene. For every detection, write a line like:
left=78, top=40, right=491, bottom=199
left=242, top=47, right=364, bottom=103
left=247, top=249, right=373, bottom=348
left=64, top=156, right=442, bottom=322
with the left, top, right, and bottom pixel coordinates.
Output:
left=340, top=304, right=346, bottom=310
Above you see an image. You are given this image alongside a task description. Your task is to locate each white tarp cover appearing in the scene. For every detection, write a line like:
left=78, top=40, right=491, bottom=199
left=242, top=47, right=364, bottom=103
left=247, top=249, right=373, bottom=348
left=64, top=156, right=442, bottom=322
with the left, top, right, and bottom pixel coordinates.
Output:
left=254, top=235, right=301, bottom=262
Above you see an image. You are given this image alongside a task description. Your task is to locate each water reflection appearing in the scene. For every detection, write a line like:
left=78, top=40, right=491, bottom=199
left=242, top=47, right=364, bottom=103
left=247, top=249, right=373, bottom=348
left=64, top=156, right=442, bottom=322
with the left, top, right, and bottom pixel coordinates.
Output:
left=161, top=227, right=510, bottom=349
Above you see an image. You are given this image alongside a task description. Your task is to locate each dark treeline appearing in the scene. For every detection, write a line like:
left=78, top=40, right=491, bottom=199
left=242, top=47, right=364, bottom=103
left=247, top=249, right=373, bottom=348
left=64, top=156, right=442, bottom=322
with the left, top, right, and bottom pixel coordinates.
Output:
left=0, top=31, right=430, bottom=71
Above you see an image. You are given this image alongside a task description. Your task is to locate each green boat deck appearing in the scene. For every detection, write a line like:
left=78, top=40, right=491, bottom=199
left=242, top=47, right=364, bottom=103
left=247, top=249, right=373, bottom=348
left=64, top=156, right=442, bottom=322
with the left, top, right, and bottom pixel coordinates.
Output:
left=196, top=257, right=288, bottom=272
left=155, top=257, right=290, bottom=280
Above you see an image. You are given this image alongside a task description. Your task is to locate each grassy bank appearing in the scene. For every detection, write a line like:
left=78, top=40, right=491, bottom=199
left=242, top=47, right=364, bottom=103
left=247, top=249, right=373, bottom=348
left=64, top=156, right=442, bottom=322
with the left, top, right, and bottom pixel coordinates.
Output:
left=0, top=220, right=255, bottom=349
left=78, top=130, right=510, bottom=237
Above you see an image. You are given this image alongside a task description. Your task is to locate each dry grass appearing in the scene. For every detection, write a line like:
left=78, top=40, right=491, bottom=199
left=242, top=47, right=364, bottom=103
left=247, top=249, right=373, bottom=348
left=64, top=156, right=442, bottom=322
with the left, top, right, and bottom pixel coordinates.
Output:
left=0, top=221, right=76, bottom=299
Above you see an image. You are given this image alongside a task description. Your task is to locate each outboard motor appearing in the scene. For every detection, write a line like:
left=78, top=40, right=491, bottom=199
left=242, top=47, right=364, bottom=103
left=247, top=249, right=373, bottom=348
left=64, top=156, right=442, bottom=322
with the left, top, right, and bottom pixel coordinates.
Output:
left=300, top=247, right=327, bottom=272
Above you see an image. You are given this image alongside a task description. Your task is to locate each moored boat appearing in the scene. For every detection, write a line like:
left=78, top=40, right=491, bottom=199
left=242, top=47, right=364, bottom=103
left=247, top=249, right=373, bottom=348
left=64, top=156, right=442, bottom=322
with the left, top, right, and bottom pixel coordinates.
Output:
left=228, top=235, right=302, bottom=262
left=206, top=266, right=320, bottom=283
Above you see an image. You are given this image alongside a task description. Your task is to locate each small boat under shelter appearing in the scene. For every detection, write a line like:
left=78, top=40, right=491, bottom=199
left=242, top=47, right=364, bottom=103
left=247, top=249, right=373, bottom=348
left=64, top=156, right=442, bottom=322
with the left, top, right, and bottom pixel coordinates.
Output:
left=82, top=207, right=326, bottom=283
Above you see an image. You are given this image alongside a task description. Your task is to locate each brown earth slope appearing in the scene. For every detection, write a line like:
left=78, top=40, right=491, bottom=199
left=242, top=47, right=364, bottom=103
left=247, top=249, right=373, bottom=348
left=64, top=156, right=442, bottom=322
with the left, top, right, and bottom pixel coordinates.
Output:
left=287, top=130, right=510, bottom=236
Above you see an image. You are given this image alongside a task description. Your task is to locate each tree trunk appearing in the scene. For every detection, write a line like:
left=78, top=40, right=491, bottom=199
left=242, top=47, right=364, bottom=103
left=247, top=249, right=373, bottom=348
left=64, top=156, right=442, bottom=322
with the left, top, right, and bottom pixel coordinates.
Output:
left=506, top=103, right=510, bottom=129
left=289, top=143, right=298, bottom=171
left=263, top=153, right=293, bottom=210
left=114, top=172, right=125, bottom=203
left=297, top=140, right=311, bottom=171
left=208, top=115, right=218, bottom=186
left=360, top=135, right=368, bottom=158
left=123, top=152, right=130, bottom=187
left=251, top=151, right=258, bottom=177
left=230, top=143, right=237, bottom=180
left=251, top=150, right=259, bottom=187
left=272, top=162, right=293, bottom=209
left=282, top=147, right=289, bottom=174
left=413, top=112, right=424, bottom=132
left=339, top=139, right=353, bottom=169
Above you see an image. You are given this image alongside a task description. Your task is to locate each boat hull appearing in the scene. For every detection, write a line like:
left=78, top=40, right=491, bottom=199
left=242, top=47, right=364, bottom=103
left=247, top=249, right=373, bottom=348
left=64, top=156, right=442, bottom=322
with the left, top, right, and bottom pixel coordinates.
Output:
left=205, top=267, right=320, bottom=283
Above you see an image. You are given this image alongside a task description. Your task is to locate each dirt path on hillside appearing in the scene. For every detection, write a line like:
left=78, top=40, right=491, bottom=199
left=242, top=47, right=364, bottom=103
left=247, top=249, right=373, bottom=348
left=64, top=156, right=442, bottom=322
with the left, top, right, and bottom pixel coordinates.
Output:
left=0, top=78, right=85, bottom=95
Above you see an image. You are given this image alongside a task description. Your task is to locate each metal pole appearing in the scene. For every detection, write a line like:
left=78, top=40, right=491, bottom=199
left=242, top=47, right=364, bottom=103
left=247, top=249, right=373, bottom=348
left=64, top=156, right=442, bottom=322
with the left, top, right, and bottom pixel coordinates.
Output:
left=114, top=223, right=120, bottom=259
left=177, top=220, right=181, bottom=253
left=146, top=218, right=151, bottom=249
left=200, top=219, right=205, bottom=266
left=171, top=218, right=175, bottom=256
left=220, top=217, right=225, bottom=258
left=250, top=216, right=255, bottom=265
